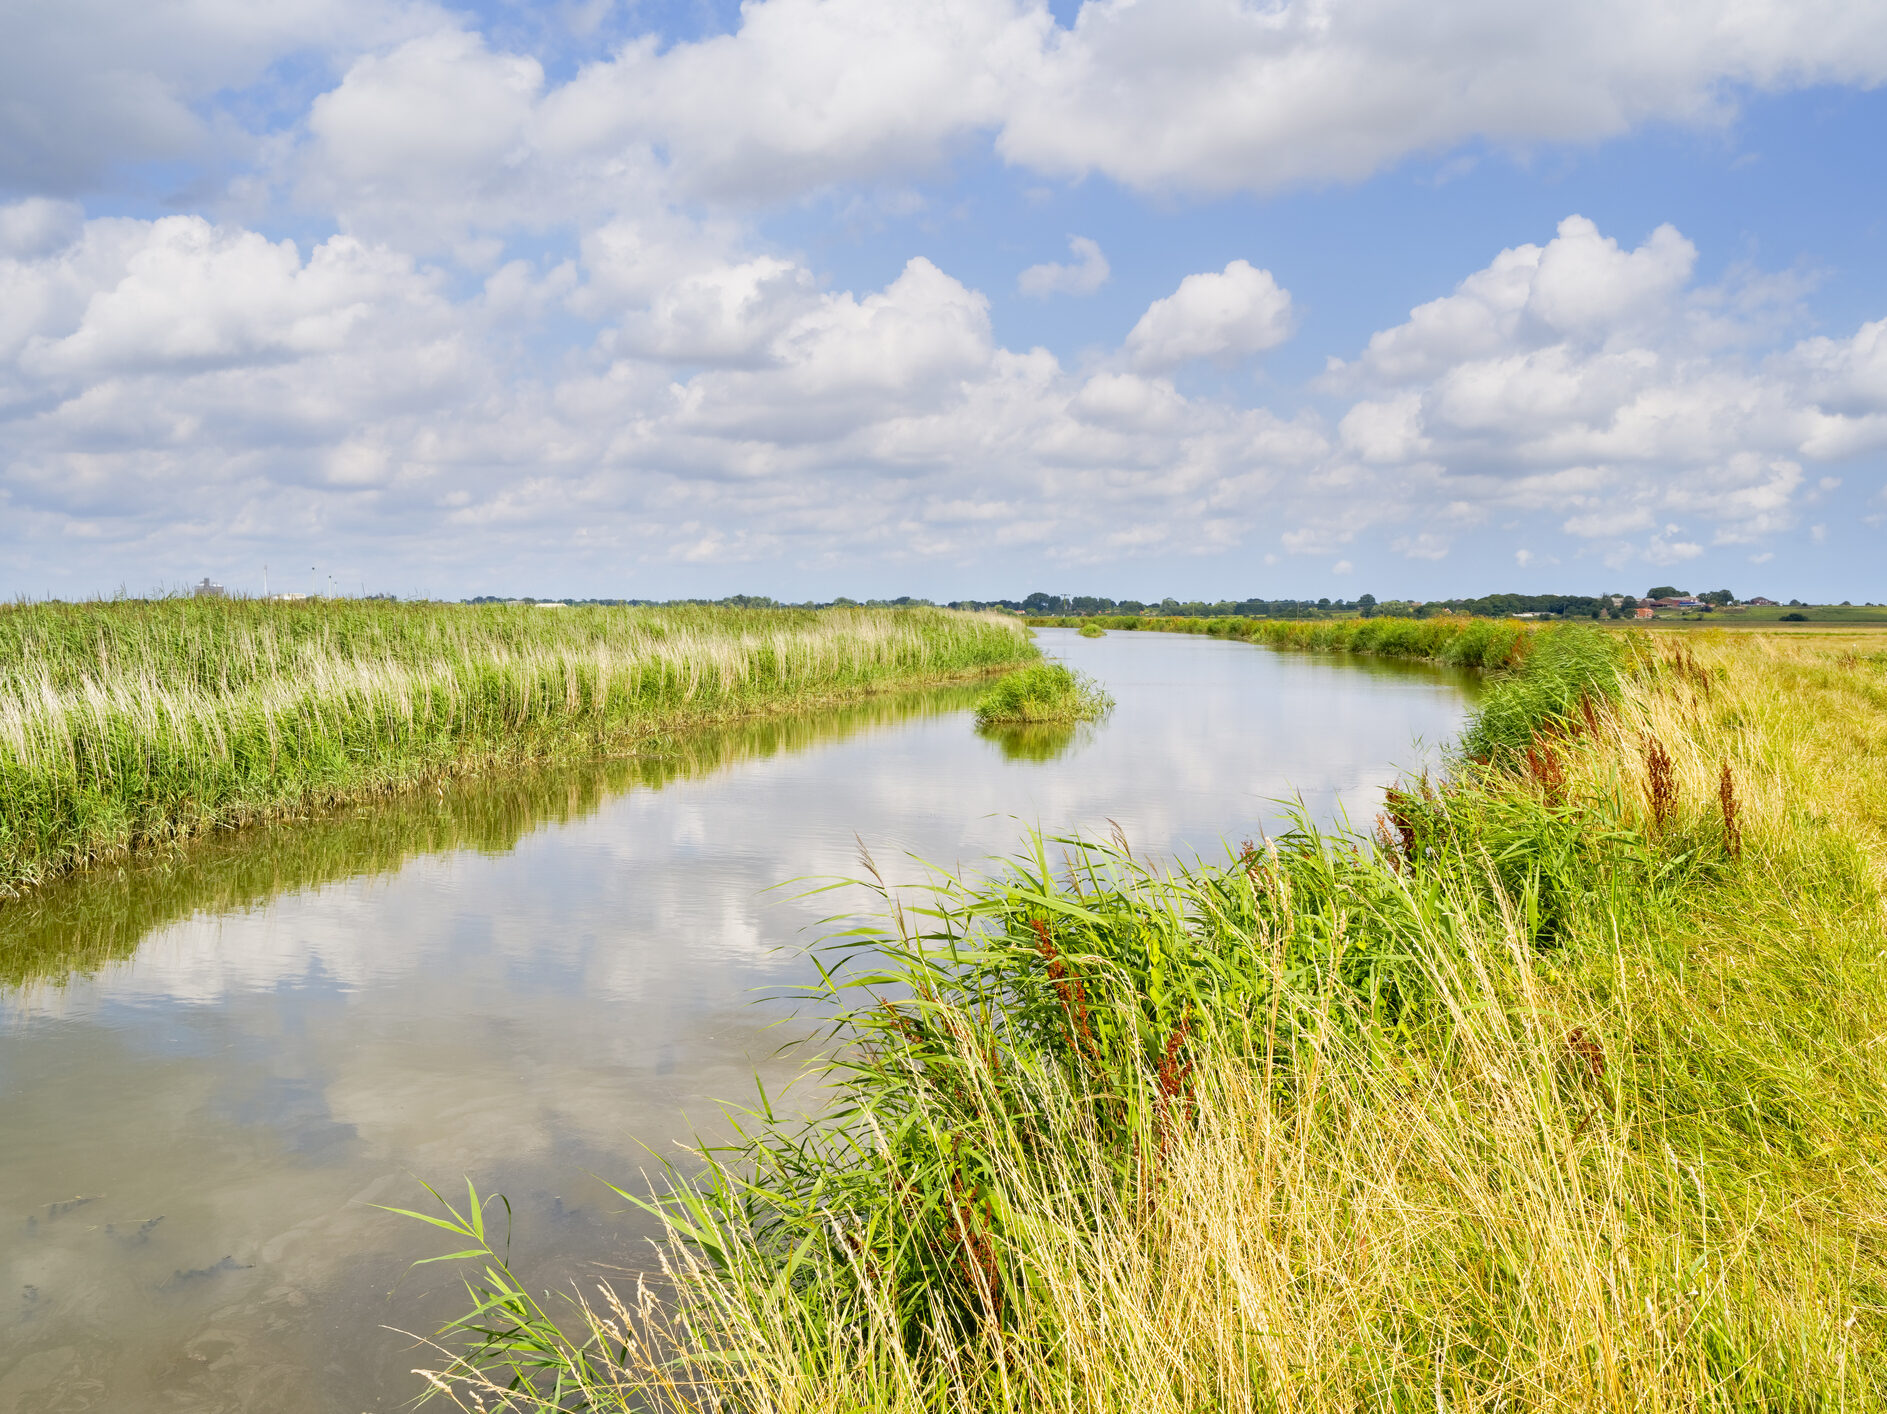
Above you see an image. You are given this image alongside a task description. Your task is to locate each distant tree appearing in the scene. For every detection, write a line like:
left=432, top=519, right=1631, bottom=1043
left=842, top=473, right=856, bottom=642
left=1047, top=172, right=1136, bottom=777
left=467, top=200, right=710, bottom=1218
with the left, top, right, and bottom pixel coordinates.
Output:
left=1316, top=597, right=1332, bottom=610
left=1646, top=585, right=1684, bottom=601
left=1699, top=589, right=1735, bottom=606
left=1357, top=593, right=1377, bottom=617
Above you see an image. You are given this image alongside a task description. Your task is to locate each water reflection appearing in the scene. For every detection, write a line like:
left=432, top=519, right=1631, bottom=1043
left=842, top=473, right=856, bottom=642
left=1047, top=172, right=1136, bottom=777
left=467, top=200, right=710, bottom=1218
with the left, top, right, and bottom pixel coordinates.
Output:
left=975, top=718, right=1092, bottom=761
left=0, top=631, right=1476, bottom=1413
left=0, top=681, right=988, bottom=991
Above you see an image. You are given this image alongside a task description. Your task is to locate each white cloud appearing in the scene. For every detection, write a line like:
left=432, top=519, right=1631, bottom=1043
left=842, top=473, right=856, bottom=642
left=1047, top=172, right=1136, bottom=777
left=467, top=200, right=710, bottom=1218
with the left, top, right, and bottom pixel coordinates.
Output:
left=302, top=29, right=548, bottom=245
left=4, top=200, right=1887, bottom=592
left=0, top=0, right=431, bottom=192
left=275, top=0, right=1887, bottom=219
left=1125, top=260, right=1293, bottom=371
left=1338, top=393, right=1426, bottom=464
left=1392, top=532, right=1450, bottom=560
left=5, top=0, right=1887, bottom=231
left=1018, top=235, right=1109, bottom=298
left=995, top=0, right=1887, bottom=194
left=1309, top=215, right=1887, bottom=556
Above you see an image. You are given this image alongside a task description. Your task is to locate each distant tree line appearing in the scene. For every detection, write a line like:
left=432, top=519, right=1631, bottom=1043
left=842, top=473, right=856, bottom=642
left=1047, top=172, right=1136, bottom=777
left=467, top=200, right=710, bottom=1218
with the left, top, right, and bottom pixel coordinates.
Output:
left=978, top=587, right=1770, bottom=621
left=451, top=587, right=1825, bottom=620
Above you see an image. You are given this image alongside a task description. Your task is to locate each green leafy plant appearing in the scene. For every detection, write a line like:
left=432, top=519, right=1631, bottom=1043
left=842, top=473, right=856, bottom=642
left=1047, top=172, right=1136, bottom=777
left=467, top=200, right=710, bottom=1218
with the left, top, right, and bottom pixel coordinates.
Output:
left=972, top=663, right=1112, bottom=726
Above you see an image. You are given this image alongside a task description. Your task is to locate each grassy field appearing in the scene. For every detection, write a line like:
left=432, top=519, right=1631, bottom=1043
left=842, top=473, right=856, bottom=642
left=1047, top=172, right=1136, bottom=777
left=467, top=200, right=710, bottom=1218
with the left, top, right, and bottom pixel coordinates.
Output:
left=0, top=599, right=1034, bottom=893
left=413, top=625, right=1887, bottom=1411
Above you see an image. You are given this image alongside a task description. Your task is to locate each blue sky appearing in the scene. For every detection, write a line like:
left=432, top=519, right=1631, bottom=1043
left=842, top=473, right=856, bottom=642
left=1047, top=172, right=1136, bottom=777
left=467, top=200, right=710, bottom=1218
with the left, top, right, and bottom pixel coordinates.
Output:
left=3, top=0, right=1886, bottom=603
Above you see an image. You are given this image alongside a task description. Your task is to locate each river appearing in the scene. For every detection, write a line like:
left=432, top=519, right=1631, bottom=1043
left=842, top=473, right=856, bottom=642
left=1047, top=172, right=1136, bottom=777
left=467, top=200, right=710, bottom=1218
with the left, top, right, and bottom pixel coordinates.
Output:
left=0, top=629, right=1477, bottom=1412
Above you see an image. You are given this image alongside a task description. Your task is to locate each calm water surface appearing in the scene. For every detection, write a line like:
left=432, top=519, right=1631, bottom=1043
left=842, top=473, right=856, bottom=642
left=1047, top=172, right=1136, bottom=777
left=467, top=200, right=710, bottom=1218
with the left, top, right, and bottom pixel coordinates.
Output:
left=0, top=630, right=1477, bottom=1412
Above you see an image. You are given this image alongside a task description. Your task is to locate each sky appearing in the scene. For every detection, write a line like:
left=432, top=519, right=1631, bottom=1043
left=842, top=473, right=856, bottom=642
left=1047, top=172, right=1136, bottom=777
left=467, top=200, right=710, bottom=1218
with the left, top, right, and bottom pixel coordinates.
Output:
left=3, top=0, right=1887, bottom=604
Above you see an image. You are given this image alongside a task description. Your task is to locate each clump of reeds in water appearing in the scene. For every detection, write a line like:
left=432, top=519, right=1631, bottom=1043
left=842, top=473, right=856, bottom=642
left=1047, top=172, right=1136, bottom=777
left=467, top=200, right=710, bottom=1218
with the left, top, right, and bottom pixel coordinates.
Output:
left=972, top=663, right=1112, bottom=726
left=1077, top=623, right=1106, bottom=639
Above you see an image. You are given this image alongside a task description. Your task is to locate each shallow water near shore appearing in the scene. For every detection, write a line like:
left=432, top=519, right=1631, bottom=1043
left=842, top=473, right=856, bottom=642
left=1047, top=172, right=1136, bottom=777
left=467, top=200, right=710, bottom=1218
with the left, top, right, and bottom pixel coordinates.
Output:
left=0, top=630, right=1477, bottom=1413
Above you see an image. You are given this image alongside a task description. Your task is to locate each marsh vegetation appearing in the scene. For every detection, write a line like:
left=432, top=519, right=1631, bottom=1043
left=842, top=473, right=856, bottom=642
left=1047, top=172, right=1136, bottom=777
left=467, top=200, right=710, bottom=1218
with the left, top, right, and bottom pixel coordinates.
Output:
left=972, top=662, right=1113, bottom=726
left=0, top=600, right=1032, bottom=892
left=414, top=625, right=1887, bottom=1410
left=1029, top=611, right=1531, bottom=667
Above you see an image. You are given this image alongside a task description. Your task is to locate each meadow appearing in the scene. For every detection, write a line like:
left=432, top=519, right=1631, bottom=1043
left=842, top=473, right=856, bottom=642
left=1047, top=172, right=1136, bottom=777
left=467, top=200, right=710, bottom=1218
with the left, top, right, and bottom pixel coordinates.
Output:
left=412, top=624, right=1887, bottom=1411
left=0, top=599, right=1034, bottom=892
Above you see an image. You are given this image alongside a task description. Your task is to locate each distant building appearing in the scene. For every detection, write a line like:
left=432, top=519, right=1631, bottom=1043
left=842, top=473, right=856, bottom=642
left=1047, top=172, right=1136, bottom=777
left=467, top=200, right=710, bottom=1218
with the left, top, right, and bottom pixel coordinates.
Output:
left=1746, top=596, right=1778, bottom=606
left=194, top=577, right=225, bottom=598
left=1635, top=606, right=1655, bottom=619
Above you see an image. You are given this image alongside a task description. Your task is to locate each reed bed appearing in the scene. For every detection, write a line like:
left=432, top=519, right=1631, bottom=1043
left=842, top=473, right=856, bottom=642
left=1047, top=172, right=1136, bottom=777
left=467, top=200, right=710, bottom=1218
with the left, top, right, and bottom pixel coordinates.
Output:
left=0, top=679, right=993, bottom=989
left=972, top=662, right=1113, bottom=726
left=409, top=626, right=1887, bottom=1412
left=1031, top=612, right=1529, bottom=668
left=0, top=600, right=1033, bottom=891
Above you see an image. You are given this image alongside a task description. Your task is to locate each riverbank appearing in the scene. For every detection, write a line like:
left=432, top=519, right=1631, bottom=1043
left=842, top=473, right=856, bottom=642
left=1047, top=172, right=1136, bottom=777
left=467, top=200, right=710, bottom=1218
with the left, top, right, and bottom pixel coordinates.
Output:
left=419, top=625, right=1887, bottom=1409
left=1026, top=611, right=1530, bottom=668
left=0, top=601, right=1034, bottom=893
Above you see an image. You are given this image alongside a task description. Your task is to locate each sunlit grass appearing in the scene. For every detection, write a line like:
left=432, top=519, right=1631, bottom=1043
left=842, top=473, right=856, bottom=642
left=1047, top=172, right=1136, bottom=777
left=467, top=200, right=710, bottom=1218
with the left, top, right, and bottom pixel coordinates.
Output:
left=1032, top=613, right=1531, bottom=669
left=972, top=662, right=1113, bottom=726
left=0, top=599, right=1034, bottom=890
left=408, top=628, right=1887, bottom=1411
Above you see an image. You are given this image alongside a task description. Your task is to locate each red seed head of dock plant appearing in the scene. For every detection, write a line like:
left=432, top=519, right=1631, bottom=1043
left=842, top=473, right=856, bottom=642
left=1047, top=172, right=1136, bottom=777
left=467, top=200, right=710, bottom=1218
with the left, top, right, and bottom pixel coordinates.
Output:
left=1157, top=1012, right=1194, bottom=1107
left=1381, top=788, right=1418, bottom=855
left=1372, top=814, right=1403, bottom=868
left=1644, top=737, right=1677, bottom=828
left=1719, top=761, right=1742, bottom=859
left=1566, top=1027, right=1606, bottom=1081
left=1524, top=741, right=1565, bottom=806
left=1028, top=916, right=1097, bottom=1061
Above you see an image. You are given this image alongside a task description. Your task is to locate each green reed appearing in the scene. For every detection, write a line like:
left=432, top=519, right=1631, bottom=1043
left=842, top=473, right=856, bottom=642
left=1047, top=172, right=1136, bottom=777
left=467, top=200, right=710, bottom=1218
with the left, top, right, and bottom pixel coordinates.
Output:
left=1032, top=612, right=1530, bottom=668
left=0, top=599, right=1035, bottom=891
left=971, top=662, right=1113, bottom=726
left=407, top=625, right=1887, bottom=1411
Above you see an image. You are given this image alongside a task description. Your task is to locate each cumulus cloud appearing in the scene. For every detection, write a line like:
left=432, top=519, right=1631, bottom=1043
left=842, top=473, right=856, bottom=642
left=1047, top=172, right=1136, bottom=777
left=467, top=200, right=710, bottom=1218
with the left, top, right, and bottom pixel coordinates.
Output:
left=3, top=196, right=1887, bottom=591
left=189, top=0, right=1887, bottom=245
left=996, top=0, right=1887, bottom=193
left=1310, top=214, right=1887, bottom=562
left=1125, top=260, right=1293, bottom=371
left=1018, top=235, right=1110, bottom=297
left=0, top=0, right=428, bottom=193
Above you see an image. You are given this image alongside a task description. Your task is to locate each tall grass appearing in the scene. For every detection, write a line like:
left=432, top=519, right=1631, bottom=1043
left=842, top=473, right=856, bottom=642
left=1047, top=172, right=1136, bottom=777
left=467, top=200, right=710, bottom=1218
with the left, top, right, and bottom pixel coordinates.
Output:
left=0, top=600, right=1033, bottom=891
left=1033, top=613, right=1530, bottom=669
left=972, top=663, right=1112, bottom=725
left=409, top=626, right=1887, bottom=1411
left=0, top=678, right=994, bottom=989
